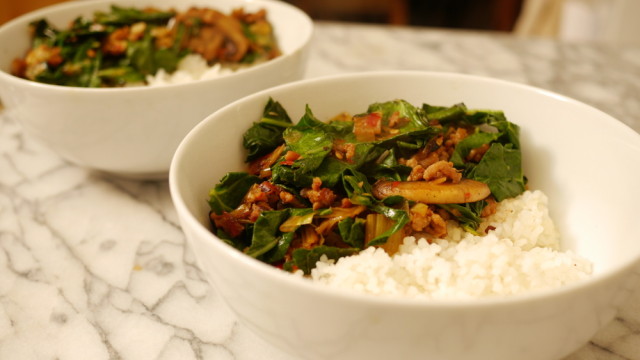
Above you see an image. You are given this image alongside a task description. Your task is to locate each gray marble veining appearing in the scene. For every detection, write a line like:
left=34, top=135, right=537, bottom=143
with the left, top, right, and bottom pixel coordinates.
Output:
left=1, top=21, right=639, bottom=360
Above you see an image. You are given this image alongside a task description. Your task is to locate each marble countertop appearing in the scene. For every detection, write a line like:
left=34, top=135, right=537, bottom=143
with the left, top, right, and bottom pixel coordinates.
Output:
left=1, top=21, right=640, bottom=360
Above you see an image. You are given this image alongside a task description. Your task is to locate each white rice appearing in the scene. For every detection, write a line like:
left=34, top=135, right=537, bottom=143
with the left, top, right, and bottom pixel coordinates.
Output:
left=145, top=54, right=244, bottom=86
left=305, top=190, right=592, bottom=299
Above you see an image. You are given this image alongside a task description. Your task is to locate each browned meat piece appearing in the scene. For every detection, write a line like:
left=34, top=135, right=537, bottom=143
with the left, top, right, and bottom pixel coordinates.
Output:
left=481, top=196, right=498, bottom=217
left=232, top=8, right=267, bottom=23
left=409, top=203, right=448, bottom=238
left=466, top=143, right=491, bottom=162
left=445, top=127, right=468, bottom=147
left=20, top=44, right=64, bottom=79
left=244, top=181, right=282, bottom=206
left=333, top=140, right=356, bottom=162
left=102, top=27, right=130, bottom=55
left=422, top=160, right=462, bottom=183
left=152, top=27, right=174, bottom=49
left=248, top=144, right=285, bottom=178
left=407, top=161, right=462, bottom=183
left=301, top=177, right=337, bottom=210
left=10, top=58, right=27, bottom=78
left=210, top=212, right=245, bottom=238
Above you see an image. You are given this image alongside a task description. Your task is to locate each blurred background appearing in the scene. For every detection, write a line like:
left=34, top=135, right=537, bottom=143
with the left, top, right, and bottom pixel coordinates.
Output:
left=284, top=0, right=523, bottom=31
left=1, top=0, right=638, bottom=45
left=1, top=0, right=523, bottom=30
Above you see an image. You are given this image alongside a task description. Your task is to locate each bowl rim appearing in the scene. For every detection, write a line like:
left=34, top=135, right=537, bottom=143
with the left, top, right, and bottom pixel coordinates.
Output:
left=0, top=0, right=313, bottom=93
left=170, top=70, right=640, bottom=308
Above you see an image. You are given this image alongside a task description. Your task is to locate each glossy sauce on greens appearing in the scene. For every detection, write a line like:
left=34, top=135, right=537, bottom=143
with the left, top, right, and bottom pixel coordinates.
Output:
left=208, top=99, right=526, bottom=274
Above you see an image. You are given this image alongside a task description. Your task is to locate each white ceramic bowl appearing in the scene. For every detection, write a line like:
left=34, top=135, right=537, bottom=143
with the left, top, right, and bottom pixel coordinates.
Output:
left=170, top=71, right=640, bottom=360
left=0, top=0, right=312, bottom=179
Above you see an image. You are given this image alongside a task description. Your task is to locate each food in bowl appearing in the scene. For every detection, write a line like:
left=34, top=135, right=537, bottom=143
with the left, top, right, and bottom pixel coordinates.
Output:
left=11, top=5, right=281, bottom=87
left=0, top=0, right=312, bottom=178
left=170, top=71, right=640, bottom=360
left=206, top=97, right=593, bottom=298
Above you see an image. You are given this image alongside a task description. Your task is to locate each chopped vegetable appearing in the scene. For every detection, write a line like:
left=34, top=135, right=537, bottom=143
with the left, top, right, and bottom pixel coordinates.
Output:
left=11, top=6, right=281, bottom=87
left=372, top=178, right=491, bottom=204
left=208, top=98, right=527, bottom=273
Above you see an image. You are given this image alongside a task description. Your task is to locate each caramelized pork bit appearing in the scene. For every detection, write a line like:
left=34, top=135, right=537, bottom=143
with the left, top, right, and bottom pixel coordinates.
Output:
left=301, top=177, right=337, bottom=210
left=409, top=203, right=448, bottom=238
left=422, top=160, right=462, bottom=183
left=248, top=144, right=286, bottom=178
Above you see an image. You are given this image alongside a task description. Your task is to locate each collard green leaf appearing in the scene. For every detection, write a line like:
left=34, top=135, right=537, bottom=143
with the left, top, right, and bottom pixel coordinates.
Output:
left=366, top=205, right=410, bottom=246
left=243, top=98, right=292, bottom=161
left=489, top=115, right=520, bottom=149
left=127, top=33, right=157, bottom=75
left=262, top=231, right=295, bottom=264
left=367, top=99, right=429, bottom=132
left=215, top=226, right=248, bottom=251
left=313, top=157, right=353, bottom=189
left=422, top=102, right=467, bottom=123
left=284, top=126, right=332, bottom=172
left=245, top=210, right=292, bottom=258
left=97, top=66, right=146, bottom=86
left=438, top=201, right=486, bottom=233
left=450, top=131, right=501, bottom=168
left=360, top=148, right=412, bottom=182
left=29, top=19, right=59, bottom=42
left=287, top=246, right=359, bottom=275
left=94, top=5, right=175, bottom=25
left=153, top=48, right=181, bottom=73
left=467, top=109, right=508, bottom=126
left=341, top=170, right=372, bottom=199
left=292, top=105, right=352, bottom=137
left=270, top=164, right=314, bottom=188
left=271, top=105, right=335, bottom=187
left=338, top=217, right=366, bottom=249
left=467, top=143, right=525, bottom=201
left=208, top=172, right=261, bottom=214
left=341, top=171, right=409, bottom=246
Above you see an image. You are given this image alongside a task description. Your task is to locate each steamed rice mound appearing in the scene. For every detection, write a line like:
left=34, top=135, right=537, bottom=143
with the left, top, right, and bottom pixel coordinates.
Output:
left=307, top=190, right=592, bottom=299
left=146, top=54, right=245, bottom=86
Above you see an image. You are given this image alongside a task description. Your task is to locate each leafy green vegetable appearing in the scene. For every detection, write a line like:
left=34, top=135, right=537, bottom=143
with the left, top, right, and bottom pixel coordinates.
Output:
left=271, top=105, right=347, bottom=187
left=245, top=210, right=292, bottom=258
left=445, top=106, right=525, bottom=202
left=243, top=98, right=293, bottom=161
left=285, top=246, right=360, bottom=275
left=208, top=99, right=527, bottom=273
left=282, top=107, right=334, bottom=172
left=341, top=171, right=410, bottom=246
left=423, top=102, right=467, bottom=123
left=450, top=132, right=501, bottom=168
left=208, top=172, right=261, bottom=214
left=338, top=217, right=366, bottom=249
left=368, top=99, right=429, bottom=131
left=15, top=5, right=281, bottom=87
left=439, top=201, right=486, bottom=235
left=467, top=143, right=525, bottom=201
left=94, top=5, right=175, bottom=25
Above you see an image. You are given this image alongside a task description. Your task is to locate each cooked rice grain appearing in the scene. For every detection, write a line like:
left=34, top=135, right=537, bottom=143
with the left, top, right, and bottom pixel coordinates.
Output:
left=146, top=54, right=241, bottom=86
left=307, top=190, right=592, bottom=299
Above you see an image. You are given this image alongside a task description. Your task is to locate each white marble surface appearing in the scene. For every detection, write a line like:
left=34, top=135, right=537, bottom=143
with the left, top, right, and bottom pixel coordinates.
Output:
left=1, top=21, right=640, bottom=360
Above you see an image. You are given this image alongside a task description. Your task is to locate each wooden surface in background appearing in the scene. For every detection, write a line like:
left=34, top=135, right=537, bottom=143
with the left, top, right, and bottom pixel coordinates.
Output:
left=0, top=0, right=69, bottom=25
left=1, top=0, right=522, bottom=31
